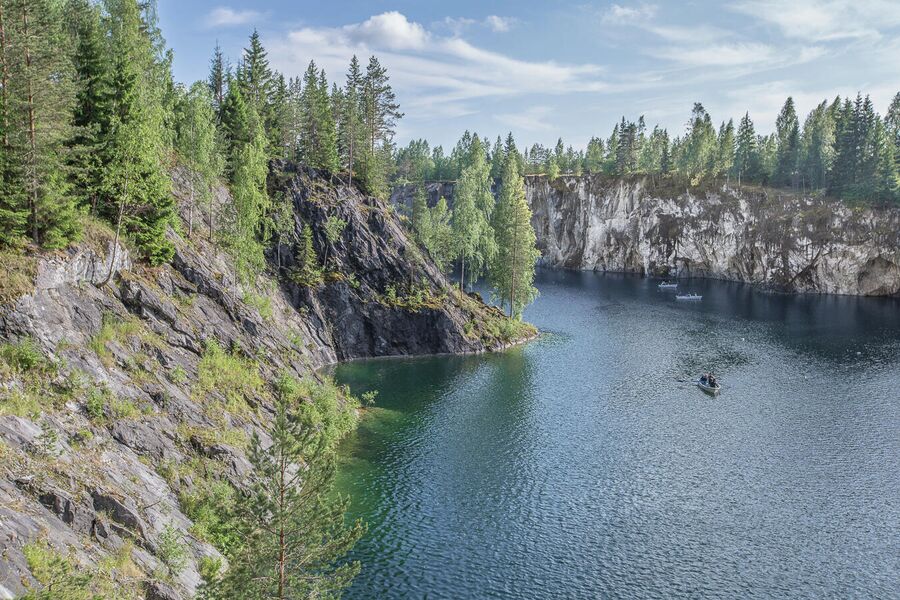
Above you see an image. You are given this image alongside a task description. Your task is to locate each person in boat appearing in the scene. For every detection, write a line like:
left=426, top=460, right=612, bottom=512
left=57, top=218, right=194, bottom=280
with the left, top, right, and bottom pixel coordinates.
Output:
left=700, top=373, right=709, bottom=385
left=709, top=374, right=717, bottom=387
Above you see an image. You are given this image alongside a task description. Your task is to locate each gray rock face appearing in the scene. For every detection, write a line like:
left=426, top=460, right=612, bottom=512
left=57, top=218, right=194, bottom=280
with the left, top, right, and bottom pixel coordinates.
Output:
left=527, top=175, right=900, bottom=295
left=392, top=175, right=900, bottom=296
left=0, top=165, right=518, bottom=598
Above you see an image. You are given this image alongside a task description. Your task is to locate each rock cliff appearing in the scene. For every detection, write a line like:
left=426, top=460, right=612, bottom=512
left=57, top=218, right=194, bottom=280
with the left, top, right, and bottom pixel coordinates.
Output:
left=0, top=165, right=527, bottom=599
left=392, top=175, right=900, bottom=296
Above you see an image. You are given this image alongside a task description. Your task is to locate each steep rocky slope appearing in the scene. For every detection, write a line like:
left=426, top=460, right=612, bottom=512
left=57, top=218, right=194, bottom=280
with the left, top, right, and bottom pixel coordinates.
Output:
left=393, top=176, right=900, bottom=295
left=0, top=166, right=528, bottom=599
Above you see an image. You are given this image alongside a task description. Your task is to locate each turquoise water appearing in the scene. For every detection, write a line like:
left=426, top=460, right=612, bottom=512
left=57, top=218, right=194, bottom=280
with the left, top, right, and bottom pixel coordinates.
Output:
left=331, top=270, right=900, bottom=599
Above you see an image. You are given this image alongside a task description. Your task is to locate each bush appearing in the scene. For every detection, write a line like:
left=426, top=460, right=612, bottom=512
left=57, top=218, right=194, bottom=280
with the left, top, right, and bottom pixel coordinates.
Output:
left=156, top=524, right=188, bottom=579
left=195, top=339, right=264, bottom=416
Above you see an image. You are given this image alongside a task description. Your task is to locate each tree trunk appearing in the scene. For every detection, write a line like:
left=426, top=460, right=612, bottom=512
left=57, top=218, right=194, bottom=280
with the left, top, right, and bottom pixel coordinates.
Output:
left=278, top=449, right=286, bottom=599
left=0, top=3, right=8, bottom=152
left=459, top=253, right=465, bottom=293
left=22, top=4, right=38, bottom=243
left=208, top=182, right=215, bottom=243
left=98, top=177, right=127, bottom=288
left=188, top=172, right=195, bottom=238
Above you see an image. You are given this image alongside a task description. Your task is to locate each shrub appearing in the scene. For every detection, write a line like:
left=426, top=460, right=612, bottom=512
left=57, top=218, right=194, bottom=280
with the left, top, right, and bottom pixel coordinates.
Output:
left=195, top=339, right=264, bottom=417
left=156, top=524, right=188, bottom=579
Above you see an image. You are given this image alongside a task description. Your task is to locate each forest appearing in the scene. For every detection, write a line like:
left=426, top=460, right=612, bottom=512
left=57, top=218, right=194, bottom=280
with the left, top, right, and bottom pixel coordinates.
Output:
left=397, top=95, right=900, bottom=204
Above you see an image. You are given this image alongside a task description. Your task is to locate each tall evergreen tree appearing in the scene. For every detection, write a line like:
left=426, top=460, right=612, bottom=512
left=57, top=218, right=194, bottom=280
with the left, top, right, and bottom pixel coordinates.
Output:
left=733, top=112, right=758, bottom=185
left=359, top=55, right=401, bottom=198
left=774, top=97, right=800, bottom=187
left=4, top=0, right=80, bottom=248
left=68, top=0, right=112, bottom=214
left=489, top=158, right=539, bottom=318
left=208, top=41, right=228, bottom=117
left=338, top=55, right=363, bottom=186
left=208, top=386, right=363, bottom=599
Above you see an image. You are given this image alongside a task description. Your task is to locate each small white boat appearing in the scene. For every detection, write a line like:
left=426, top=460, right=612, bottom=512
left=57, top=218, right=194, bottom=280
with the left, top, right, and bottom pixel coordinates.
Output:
left=658, top=281, right=678, bottom=289
left=675, top=293, right=702, bottom=301
left=696, top=377, right=721, bottom=395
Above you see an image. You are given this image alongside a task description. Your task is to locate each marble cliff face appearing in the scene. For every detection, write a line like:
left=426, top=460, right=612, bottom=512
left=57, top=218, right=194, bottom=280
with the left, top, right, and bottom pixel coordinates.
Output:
left=393, top=176, right=900, bottom=296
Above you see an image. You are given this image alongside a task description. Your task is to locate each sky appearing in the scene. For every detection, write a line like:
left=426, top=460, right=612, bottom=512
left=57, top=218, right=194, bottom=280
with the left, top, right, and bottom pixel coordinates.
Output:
left=158, top=0, right=900, bottom=150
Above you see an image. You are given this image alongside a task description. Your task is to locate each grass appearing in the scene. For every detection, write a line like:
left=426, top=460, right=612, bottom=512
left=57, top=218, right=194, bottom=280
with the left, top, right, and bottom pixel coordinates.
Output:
left=378, top=280, right=447, bottom=312
left=85, top=385, right=142, bottom=423
left=0, top=339, right=90, bottom=418
left=0, top=247, right=38, bottom=306
left=194, top=339, right=265, bottom=417
left=177, top=422, right=248, bottom=450
left=242, top=291, right=274, bottom=321
left=89, top=313, right=145, bottom=362
left=454, top=290, right=538, bottom=345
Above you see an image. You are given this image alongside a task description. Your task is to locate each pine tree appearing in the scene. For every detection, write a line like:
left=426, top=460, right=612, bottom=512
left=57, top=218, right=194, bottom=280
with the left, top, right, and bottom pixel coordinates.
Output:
left=489, top=158, right=539, bottom=318
left=490, top=135, right=504, bottom=180
left=715, top=120, right=735, bottom=180
left=290, top=223, right=323, bottom=287
left=676, top=103, right=716, bottom=183
left=298, top=62, right=338, bottom=172
left=872, top=117, right=898, bottom=202
left=339, top=55, right=363, bottom=186
left=774, top=97, right=800, bottom=187
left=733, top=112, right=758, bottom=185
left=800, top=100, right=836, bottom=190
left=208, top=41, right=228, bottom=117
left=4, top=0, right=81, bottom=248
left=209, top=387, right=363, bottom=599
left=359, top=56, right=401, bottom=198
left=0, top=0, right=27, bottom=246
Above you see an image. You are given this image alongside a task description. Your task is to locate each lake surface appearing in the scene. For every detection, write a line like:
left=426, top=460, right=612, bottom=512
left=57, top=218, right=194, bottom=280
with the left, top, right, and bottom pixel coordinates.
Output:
left=331, top=270, right=900, bottom=599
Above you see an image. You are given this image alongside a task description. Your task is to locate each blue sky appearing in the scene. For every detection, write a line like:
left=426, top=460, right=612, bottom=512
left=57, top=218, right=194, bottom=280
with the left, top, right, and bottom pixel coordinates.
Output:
left=159, top=0, right=900, bottom=149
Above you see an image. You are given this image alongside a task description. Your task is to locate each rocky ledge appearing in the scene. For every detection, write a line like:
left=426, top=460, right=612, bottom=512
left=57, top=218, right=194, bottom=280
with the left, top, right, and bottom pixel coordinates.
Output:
left=0, top=165, right=532, bottom=599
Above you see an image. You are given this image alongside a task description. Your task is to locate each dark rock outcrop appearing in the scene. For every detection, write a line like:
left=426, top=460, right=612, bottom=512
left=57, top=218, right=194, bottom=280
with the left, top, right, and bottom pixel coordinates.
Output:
left=0, top=165, right=528, bottom=598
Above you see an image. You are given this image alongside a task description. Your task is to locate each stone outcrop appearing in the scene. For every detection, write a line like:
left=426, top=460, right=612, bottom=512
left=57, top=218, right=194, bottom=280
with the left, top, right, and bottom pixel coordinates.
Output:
left=527, top=174, right=900, bottom=295
left=0, top=165, right=526, bottom=599
left=392, top=175, right=900, bottom=296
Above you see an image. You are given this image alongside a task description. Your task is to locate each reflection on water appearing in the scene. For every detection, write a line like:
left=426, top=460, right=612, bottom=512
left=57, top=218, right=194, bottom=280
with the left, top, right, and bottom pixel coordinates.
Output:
left=331, top=270, right=900, bottom=599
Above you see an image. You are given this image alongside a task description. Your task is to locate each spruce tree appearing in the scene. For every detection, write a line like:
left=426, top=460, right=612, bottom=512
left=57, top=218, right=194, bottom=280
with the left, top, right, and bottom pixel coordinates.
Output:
left=774, top=97, right=800, bottom=187
left=489, top=158, right=539, bottom=318
left=208, top=41, right=228, bottom=117
left=360, top=55, right=401, bottom=198
left=733, top=112, right=758, bottom=185
left=68, top=0, right=112, bottom=214
left=209, top=388, right=363, bottom=599
left=100, top=0, right=174, bottom=265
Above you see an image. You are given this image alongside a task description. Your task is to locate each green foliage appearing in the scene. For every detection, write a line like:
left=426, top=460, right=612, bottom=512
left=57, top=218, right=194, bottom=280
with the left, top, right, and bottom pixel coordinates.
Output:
left=275, top=373, right=359, bottom=448
left=322, top=214, right=347, bottom=266
left=242, top=291, right=273, bottom=320
left=195, top=338, right=264, bottom=416
left=204, top=390, right=363, bottom=599
left=0, top=338, right=89, bottom=418
left=175, top=81, right=222, bottom=237
left=378, top=280, right=446, bottom=313
left=489, top=158, right=540, bottom=318
left=21, top=538, right=142, bottom=600
left=155, top=524, right=189, bottom=580
left=180, top=473, right=240, bottom=554
left=289, top=223, right=323, bottom=287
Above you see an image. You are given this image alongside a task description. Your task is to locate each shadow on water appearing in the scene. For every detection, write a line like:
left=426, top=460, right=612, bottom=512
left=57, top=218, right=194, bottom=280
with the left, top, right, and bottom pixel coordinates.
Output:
left=331, top=269, right=900, bottom=599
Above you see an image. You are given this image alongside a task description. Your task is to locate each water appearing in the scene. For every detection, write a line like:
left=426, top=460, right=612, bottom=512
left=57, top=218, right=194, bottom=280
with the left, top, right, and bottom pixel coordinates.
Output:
left=331, top=270, right=900, bottom=599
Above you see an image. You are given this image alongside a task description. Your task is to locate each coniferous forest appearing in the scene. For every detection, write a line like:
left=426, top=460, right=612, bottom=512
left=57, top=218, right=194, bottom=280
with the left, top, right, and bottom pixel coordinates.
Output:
left=1, top=1, right=899, bottom=598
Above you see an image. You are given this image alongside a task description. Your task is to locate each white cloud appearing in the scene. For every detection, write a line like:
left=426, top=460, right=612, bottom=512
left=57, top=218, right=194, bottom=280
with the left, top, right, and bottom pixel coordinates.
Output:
left=602, top=3, right=658, bottom=24
left=266, top=12, right=607, bottom=122
left=731, top=0, right=900, bottom=41
left=496, top=105, right=555, bottom=131
left=655, top=42, right=778, bottom=67
left=437, top=15, right=518, bottom=35
left=485, top=15, right=516, bottom=33
left=205, top=6, right=262, bottom=28
left=342, top=12, right=429, bottom=51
